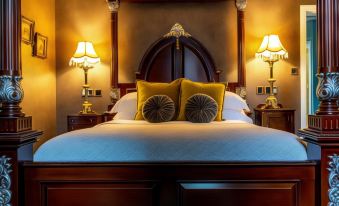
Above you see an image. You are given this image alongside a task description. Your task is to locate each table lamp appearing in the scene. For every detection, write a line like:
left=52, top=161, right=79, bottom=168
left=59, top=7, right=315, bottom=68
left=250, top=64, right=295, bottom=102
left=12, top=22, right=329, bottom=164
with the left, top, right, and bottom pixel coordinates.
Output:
left=255, top=35, right=288, bottom=109
left=69, top=42, right=100, bottom=114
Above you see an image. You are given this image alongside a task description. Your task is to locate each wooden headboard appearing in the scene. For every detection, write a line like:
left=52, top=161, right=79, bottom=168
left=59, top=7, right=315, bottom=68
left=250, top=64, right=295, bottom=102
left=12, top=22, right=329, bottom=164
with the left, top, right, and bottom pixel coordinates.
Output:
left=107, top=0, right=247, bottom=97
left=117, top=24, right=239, bottom=96
left=137, top=24, right=220, bottom=83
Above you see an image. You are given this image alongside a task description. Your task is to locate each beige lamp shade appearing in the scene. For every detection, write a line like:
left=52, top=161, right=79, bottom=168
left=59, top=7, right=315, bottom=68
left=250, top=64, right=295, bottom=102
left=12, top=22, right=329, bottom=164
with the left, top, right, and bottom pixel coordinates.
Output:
left=255, top=35, right=288, bottom=62
left=69, top=42, right=100, bottom=68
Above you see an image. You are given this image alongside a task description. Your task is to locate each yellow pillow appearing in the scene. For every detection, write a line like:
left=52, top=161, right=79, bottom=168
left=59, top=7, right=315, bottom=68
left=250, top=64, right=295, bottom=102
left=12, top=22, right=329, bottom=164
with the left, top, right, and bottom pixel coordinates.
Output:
left=135, top=79, right=183, bottom=120
left=177, top=79, right=226, bottom=121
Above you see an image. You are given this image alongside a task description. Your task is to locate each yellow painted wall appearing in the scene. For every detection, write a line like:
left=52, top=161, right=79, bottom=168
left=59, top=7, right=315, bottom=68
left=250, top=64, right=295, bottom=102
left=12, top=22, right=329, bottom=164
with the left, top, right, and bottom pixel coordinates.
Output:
left=21, top=0, right=56, bottom=149
left=54, top=0, right=315, bottom=134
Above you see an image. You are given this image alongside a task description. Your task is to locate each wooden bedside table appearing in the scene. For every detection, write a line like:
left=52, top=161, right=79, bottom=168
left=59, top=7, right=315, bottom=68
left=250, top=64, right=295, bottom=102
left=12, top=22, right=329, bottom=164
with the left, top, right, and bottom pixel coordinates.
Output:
left=67, top=113, right=116, bottom=132
left=68, top=113, right=103, bottom=132
left=254, top=105, right=295, bottom=133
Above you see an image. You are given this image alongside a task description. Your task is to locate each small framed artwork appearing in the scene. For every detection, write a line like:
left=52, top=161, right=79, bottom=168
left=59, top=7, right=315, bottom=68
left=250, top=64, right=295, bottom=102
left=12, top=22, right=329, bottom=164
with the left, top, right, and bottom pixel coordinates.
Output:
left=265, top=86, right=271, bottom=94
left=256, top=86, right=264, bottom=95
left=33, top=33, right=48, bottom=59
left=273, top=86, right=278, bottom=95
left=21, top=16, right=35, bottom=44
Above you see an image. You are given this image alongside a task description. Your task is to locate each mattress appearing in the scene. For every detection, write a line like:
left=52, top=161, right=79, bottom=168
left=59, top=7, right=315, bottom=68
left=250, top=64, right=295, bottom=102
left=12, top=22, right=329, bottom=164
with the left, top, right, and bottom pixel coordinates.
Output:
left=34, top=120, right=307, bottom=162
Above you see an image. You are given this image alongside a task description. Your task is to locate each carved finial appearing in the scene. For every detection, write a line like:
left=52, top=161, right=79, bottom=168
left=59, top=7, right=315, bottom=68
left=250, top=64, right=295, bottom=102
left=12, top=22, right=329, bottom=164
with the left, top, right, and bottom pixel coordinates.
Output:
left=164, top=23, right=191, bottom=50
left=107, top=0, right=120, bottom=13
left=235, top=0, right=247, bottom=11
left=164, top=23, right=191, bottom=39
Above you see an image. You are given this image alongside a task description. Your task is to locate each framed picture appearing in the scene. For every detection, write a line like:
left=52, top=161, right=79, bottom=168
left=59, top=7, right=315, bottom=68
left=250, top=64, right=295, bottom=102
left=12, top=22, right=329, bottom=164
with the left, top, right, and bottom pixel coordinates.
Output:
left=265, top=86, right=271, bottom=94
left=273, top=86, right=278, bottom=95
left=256, top=86, right=264, bottom=95
left=21, top=16, right=35, bottom=44
left=33, top=33, right=48, bottom=59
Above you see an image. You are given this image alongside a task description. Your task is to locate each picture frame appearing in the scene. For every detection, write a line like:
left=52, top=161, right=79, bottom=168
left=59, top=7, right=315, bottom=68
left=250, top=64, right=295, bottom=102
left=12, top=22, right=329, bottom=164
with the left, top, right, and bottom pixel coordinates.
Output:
left=256, top=86, right=264, bottom=95
left=273, top=86, right=278, bottom=95
left=21, top=16, right=35, bottom=45
left=33, top=33, right=48, bottom=59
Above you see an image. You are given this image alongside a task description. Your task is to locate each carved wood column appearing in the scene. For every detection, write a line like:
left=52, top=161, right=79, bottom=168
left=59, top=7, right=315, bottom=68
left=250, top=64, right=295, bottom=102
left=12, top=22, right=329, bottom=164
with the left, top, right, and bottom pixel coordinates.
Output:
left=316, top=0, right=339, bottom=115
left=236, top=0, right=246, bottom=87
left=0, top=1, right=42, bottom=206
left=107, top=0, right=120, bottom=89
left=298, top=1, right=339, bottom=206
left=0, top=0, right=24, bottom=117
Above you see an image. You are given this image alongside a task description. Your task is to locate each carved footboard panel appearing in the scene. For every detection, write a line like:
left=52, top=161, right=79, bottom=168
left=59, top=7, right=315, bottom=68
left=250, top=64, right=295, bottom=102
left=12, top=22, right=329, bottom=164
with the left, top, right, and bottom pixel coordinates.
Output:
left=23, top=162, right=317, bottom=206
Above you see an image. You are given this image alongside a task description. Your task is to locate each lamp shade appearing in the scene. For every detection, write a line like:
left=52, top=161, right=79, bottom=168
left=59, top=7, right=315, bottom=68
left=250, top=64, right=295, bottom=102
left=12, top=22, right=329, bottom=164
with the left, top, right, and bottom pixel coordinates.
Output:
left=255, top=35, right=288, bottom=62
left=69, top=42, right=100, bottom=68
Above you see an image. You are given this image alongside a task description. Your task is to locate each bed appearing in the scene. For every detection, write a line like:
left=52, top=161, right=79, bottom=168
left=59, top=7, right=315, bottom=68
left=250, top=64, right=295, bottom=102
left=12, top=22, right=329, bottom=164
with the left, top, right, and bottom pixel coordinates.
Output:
left=20, top=18, right=318, bottom=206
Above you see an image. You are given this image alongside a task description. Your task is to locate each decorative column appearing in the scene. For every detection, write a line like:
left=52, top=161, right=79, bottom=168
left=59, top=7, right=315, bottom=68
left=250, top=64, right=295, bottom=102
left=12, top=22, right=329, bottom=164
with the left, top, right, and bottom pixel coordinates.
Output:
left=235, top=0, right=247, bottom=98
left=107, top=0, right=120, bottom=89
left=0, top=0, right=42, bottom=206
left=0, top=0, right=24, bottom=117
left=316, top=0, right=339, bottom=115
left=298, top=0, right=339, bottom=206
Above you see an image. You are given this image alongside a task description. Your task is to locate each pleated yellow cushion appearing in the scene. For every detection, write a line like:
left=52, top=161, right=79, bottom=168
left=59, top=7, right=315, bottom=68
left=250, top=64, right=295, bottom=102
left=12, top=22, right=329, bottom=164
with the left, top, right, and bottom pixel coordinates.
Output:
left=177, top=79, right=226, bottom=121
left=135, top=79, right=183, bottom=120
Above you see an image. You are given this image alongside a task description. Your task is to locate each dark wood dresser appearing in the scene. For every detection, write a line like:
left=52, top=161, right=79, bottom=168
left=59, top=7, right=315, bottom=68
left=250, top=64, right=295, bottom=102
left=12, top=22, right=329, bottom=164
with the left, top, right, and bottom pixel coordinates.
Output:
left=254, top=106, right=295, bottom=133
left=67, top=113, right=115, bottom=132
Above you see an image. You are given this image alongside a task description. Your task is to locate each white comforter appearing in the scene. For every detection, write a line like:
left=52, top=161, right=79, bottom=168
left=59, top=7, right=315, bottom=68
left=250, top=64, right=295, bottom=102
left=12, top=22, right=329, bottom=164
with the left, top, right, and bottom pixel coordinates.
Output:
left=34, top=120, right=307, bottom=162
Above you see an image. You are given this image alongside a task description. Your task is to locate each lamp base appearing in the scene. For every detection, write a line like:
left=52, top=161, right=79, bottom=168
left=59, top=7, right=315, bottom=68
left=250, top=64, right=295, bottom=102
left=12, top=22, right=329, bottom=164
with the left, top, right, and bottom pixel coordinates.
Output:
left=260, top=95, right=281, bottom=109
left=80, top=101, right=95, bottom=114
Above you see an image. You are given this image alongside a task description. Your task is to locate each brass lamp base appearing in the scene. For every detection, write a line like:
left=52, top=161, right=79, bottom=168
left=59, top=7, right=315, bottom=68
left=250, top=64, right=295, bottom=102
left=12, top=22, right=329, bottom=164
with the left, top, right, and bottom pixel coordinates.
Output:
left=80, top=101, right=95, bottom=114
left=260, top=95, right=281, bottom=109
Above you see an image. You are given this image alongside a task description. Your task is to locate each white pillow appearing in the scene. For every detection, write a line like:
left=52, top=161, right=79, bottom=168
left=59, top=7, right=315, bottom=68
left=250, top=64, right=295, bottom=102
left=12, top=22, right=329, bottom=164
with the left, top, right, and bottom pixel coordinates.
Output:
left=110, top=92, right=137, bottom=120
left=223, top=91, right=250, bottom=112
left=222, top=109, right=253, bottom=124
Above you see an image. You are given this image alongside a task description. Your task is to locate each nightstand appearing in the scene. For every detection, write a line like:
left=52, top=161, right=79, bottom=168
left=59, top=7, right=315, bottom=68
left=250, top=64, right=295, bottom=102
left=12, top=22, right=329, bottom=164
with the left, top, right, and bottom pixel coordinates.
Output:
left=254, top=105, right=295, bottom=133
left=67, top=113, right=103, bottom=132
left=67, top=113, right=116, bottom=132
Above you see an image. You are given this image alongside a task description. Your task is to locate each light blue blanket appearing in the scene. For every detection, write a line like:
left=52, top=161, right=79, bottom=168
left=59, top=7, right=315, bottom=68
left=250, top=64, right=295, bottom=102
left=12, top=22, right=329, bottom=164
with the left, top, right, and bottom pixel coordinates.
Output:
left=34, top=120, right=307, bottom=162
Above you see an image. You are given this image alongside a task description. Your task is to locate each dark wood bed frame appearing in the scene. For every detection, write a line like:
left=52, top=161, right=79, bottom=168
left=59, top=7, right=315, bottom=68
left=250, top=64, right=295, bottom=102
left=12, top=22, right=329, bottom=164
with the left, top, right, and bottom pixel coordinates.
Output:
left=0, top=0, right=338, bottom=206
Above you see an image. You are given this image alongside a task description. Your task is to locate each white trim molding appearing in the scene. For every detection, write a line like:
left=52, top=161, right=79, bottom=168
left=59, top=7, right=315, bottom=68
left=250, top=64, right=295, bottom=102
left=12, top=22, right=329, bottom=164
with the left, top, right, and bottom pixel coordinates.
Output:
left=300, top=5, right=316, bottom=128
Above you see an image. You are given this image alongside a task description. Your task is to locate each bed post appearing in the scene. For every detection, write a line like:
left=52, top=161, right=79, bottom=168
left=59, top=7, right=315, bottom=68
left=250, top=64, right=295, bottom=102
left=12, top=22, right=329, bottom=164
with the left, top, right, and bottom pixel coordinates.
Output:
left=0, top=0, right=42, bottom=205
left=298, top=0, right=339, bottom=205
left=107, top=0, right=120, bottom=103
left=107, top=0, right=120, bottom=89
left=235, top=0, right=247, bottom=98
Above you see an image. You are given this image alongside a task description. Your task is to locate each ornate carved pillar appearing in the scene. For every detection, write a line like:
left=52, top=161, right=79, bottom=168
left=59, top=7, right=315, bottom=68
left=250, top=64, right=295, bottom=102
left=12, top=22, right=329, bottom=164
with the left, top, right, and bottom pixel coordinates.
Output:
left=236, top=0, right=247, bottom=87
left=0, top=0, right=24, bottom=117
left=298, top=1, right=339, bottom=205
left=0, top=1, right=42, bottom=206
left=316, top=0, right=339, bottom=115
left=107, top=0, right=120, bottom=89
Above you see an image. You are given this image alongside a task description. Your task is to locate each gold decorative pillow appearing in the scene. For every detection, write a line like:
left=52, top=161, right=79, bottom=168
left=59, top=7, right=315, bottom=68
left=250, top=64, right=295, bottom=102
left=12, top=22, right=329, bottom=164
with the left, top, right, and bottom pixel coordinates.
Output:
left=177, top=79, right=226, bottom=121
left=135, top=79, right=183, bottom=120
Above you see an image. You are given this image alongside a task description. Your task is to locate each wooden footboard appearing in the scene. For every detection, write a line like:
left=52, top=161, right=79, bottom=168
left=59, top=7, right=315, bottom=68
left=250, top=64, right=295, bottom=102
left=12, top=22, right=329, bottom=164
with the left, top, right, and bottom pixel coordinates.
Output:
left=23, top=162, right=317, bottom=206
